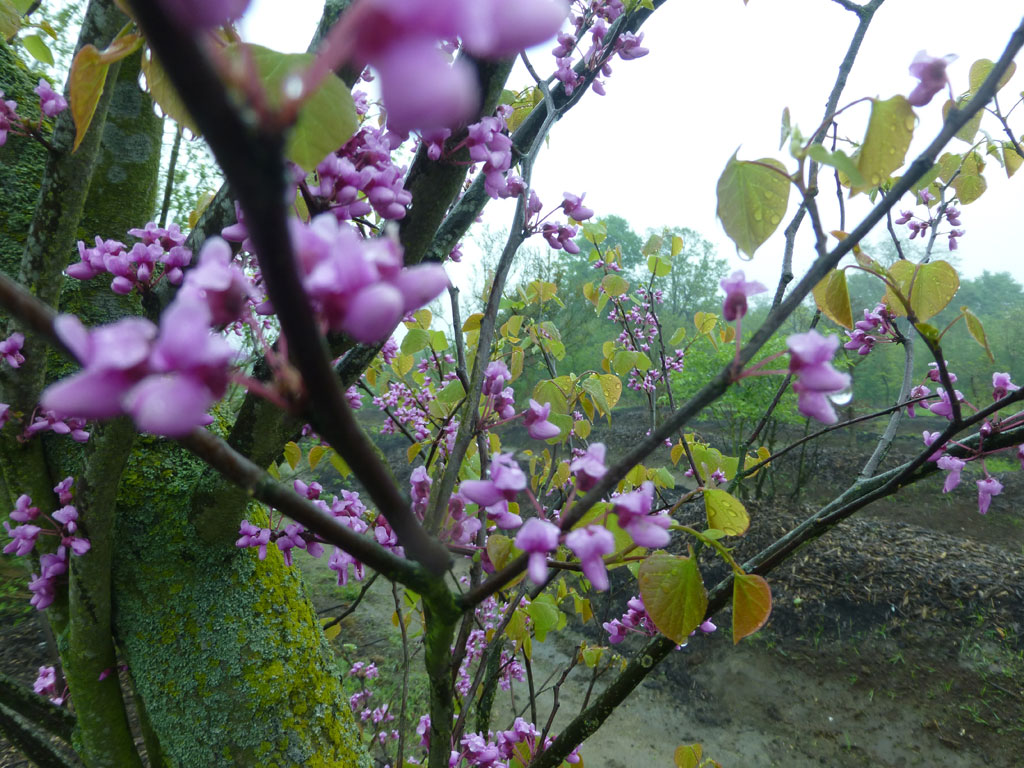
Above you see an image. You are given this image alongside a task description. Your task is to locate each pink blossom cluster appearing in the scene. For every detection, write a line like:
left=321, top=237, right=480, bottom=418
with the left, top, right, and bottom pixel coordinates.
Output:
left=894, top=195, right=964, bottom=250
left=550, top=0, right=647, bottom=97
left=603, top=594, right=716, bottom=646
left=33, top=665, right=67, bottom=706
left=293, top=214, right=449, bottom=343
left=1, top=332, right=25, bottom=367
left=0, top=90, right=18, bottom=146
left=341, top=0, right=569, bottom=134
left=3, top=479, right=90, bottom=610
left=34, top=79, right=67, bottom=118
left=373, top=379, right=440, bottom=442
left=844, top=304, right=896, bottom=356
left=921, top=372, right=1024, bottom=514
left=22, top=409, right=91, bottom=443
left=67, top=224, right=193, bottom=292
left=1, top=80, right=67, bottom=146
left=40, top=299, right=235, bottom=438
left=310, top=124, right=412, bottom=221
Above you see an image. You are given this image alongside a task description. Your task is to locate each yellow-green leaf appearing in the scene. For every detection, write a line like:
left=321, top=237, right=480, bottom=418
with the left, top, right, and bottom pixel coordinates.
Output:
left=283, top=441, right=301, bottom=471
left=950, top=151, right=987, bottom=205
left=811, top=269, right=853, bottom=329
left=0, top=1, right=21, bottom=39
left=308, top=444, right=326, bottom=470
left=884, top=260, right=959, bottom=321
left=1002, top=141, right=1023, bottom=178
left=598, top=373, right=622, bottom=411
left=694, top=311, right=717, bottom=335
left=329, top=450, right=351, bottom=478
left=674, top=744, right=703, bottom=768
left=969, top=58, right=1016, bottom=94
left=670, top=235, right=684, bottom=257
left=703, top=488, right=749, bottom=536
left=638, top=552, right=708, bottom=645
left=962, top=306, right=994, bottom=363
left=142, top=48, right=199, bottom=134
left=732, top=572, right=772, bottom=643
left=21, top=33, right=53, bottom=65
left=853, top=95, right=915, bottom=195
left=716, top=151, right=791, bottom=257
left=943, top=94, right=983, bottom=144
left=601, top=273, right=629, bottom=297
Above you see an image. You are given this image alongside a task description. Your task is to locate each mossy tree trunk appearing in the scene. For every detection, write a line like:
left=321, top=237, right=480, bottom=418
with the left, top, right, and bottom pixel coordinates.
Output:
left=0, top=3, right=368, bottom=766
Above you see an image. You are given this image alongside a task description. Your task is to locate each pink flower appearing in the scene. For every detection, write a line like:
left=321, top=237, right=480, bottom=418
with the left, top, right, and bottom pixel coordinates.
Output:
left=514, top=518, right=560, bottom=584
left=976, top=476, right=1003, bottom=514
left=460, top=453, right=526, bottom=508
left=0, top=332, right=25, bottom=368
left=786, top=330, right=851, bottom=424
left=612, top=481, right=670, bottom=549
left=561, top=193, right=594, bottom=222
left=565, top=525, right=615, bottom=591
left=992, top=372, right=1020, bottom=401
left=720, top=270, right=767, bottom=322
left=524, top=399, right=561, bottom=440
left=937, top=455, right=965, bottom=493
left=34, top=79, right=67, bottom=117
left=570, top=443, right=606, bottom=492
left=907, top=51, right=957, bottom=107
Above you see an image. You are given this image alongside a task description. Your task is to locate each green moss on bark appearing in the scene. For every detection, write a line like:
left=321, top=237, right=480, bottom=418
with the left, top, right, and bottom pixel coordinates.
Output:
left=112, top=439, right=368, bottom=768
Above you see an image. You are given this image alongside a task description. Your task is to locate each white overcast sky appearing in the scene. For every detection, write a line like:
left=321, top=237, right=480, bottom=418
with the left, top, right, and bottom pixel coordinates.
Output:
left=241, top=0, right=1024, bottom=294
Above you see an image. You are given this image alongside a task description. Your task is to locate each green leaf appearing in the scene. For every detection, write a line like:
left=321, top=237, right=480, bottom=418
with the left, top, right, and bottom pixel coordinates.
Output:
left=283, top=441, right=301, bottom=471
left=601, top=273, right=629, bottom=297
left=10, top=0, right=32, bottom=12
left=638, top=553, right=708, bottom=645
left=811, top=269, right=853, bottom=329
left=436, top=379, right=466, bottom=405
left=71, top=35, right=145, bottom=150
left=962, top=307, right=994, bottom=362
left=703, top=488, right=749, bottom=536
left=807, top=144, right=864, bottom=188
left=235, top=44, right=358, bottom=172
left=0, top=1, right=21, bottom=40
left=732, top=573, right=772, bottom=643
left=779, top=106, right=791, bottom=151
left=668, top=326, right=687, bottom=346
left=950, top=151, right=987, bottom=205
left=22, top=33, right=53, bottom=65
left=581, top=376, right=610, bottom=417
left=647, top=254, right=672, bottom=276
left=526, top=594, right=564, bottom=643
left=716, top=151, right=791, bottom=257
left=401, top=328, right=430, bottom=355
left=885, top=260, right=959, bottom=321
left=969, top=58, right=1016, bottom=94
left=533, top=379, right=571, bottom=415
left=612, top=349, right=639, bottom=376
left=853, top=95, right=915, bottom=195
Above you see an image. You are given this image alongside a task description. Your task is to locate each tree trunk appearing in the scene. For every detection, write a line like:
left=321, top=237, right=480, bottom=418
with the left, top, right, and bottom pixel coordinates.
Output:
left=0, top=4, right=369, bottom=763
